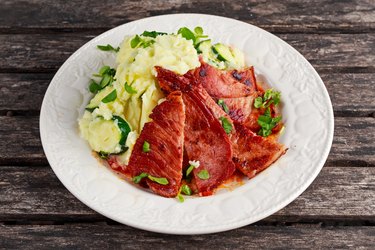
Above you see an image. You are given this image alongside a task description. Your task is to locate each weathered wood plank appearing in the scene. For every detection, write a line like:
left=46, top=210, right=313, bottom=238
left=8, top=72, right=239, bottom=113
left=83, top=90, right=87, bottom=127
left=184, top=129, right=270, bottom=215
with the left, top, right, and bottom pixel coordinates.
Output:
left=0, top=116, right=373, bottom=165
left=1, top=34, right=94, bottom=72
left=1, top=0, right=374, bottom=33
left=0, top=116, right=46, bottom=165
left=330, top=117, right=375, bottom=166
left=0, top=73, right=52, bottom=114
left=278, top=33, right=375, bottom=72
left=322, top=73, right=375, bottom=117
left=0, top=166, right=374, bottom=222
left=1, top=33, right=374, bottom=73
left=0, top=224, right=374, bottom=249
left=1, top=73, right=374, bottom=116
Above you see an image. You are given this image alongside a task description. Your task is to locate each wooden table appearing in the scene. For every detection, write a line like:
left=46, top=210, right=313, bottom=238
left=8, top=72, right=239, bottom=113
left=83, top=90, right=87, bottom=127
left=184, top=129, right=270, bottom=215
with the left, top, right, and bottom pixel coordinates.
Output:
left=1, top=1, right=374, bottom=248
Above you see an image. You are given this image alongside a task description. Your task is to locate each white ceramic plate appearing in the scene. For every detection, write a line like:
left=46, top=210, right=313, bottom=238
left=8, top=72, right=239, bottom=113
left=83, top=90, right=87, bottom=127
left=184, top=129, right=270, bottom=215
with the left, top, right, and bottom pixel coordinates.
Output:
left=40, top=14, right=334, bottom=234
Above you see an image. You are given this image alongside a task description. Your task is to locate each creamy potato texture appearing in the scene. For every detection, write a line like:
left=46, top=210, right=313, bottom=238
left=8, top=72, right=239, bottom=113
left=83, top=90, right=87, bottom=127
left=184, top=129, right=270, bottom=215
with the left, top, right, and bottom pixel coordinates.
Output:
left=79, top=34, right=201, bottom=164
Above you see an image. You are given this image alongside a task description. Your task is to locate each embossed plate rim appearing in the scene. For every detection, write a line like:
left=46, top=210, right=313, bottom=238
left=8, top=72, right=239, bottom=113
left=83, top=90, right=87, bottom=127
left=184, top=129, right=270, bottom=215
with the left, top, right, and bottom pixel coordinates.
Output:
left=40, top=14, right=334, bottom=234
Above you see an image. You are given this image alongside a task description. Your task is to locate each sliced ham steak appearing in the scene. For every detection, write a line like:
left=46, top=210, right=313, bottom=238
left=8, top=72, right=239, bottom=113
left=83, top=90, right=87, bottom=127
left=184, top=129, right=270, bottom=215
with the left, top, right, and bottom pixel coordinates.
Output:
left=182, top=90, right=236, bottom=195
left=223, top=95, right=283, bottom=134
left=187, top=90, right=286, bottom=178
left=231, top=123, right=287, bottom=178
left=156, top=66, right=287, bottom=181
left=127, top=91, right=185, bottom=197
left=220, top=94, right=262, bottom=133
left=190, top=60, right=268, bottom=133
left=230, top=66, right=258, bottom=91
left=156, top=66, right=236, bottom=195
left=191, top=60, right=257, bottom=98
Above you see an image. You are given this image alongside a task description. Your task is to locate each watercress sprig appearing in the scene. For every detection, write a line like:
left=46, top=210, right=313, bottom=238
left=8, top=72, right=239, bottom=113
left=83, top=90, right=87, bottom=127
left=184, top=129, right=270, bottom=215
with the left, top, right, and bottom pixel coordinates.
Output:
left=177, top=26, right=208, bottom=49
left=257, top=108, right=282, bottom=137
left=89, top=66, right=116, bottom=94
left=254, top=89, right=281, bottom=109
left=97, top=44, right=120, bottom=52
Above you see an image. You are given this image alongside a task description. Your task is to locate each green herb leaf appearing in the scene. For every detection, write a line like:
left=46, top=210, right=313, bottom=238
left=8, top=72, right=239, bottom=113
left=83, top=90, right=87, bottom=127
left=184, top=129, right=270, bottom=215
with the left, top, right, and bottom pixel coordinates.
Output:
left=99, top=74, right=112, bottom=88
left=92, top=66, right=115, bottom=89
left=217, top=99, right=229, bottom=113
left=181, top=184, right=192, bottom=195
left=107, top=68, right=116, bottom=77
left=101, top=89, right=117, bottom=103
left=142, top=141, right=150, bottom=153
left=254, top=89, right=281, bottom=109
left=124, top=82, right=137, bottom=94
left=194, top=26, right=203, bottom=35
left=219, top=117, right=233, bottom=134
left=186, top=165, right=195, bottom=176
left=178, top=27, right=196, bottom=42
left=254, top=97, right=263, bottom=108
left=132, top=172, right=148, bottom=184
left=148, top=175, right=169, bottom=185
left=95, top=66, right=116, bottom=78
left=263, top=89, right=272, bottom=100
left=98, top=151, right=109, bottom=159
left=99, top=66, right=110, bottom=76
left=141, top=39, right=155, bottom=48
left=141, top=31, right=167, bottom=38
left=85, top=107, right=96, bottom=112
left=177, top=194, right=184, bottom=203
left=257, top=107, right=282, bottom=137
left=264, top=107, right=271, bottom=116
left=97, top=44, right=120, bottom=52
left=258, top=128, right=272, bottom=137
left=130, top=35, right=141, bottom=48
left=257, top=115, right=272, bottom=128
left=89, top=80, right=101, bottom=93
left=130, top=35, right=155, bottom=49
left=197, top=169, right=210, bottom=180
left=132, top=173, right=168, bottom=185
left=264, top=89, right=281, bottom=106
left=272, top=116, right=282, bottom=123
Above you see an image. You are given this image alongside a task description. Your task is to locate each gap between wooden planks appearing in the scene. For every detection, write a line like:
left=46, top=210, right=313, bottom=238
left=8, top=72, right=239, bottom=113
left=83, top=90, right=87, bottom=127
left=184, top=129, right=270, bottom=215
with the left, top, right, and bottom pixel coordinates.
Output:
left=1, top=33, right=374, bottom=73
left=0, top=0, right=374, bottom=33
left=0, top=165, right=374, bottom=224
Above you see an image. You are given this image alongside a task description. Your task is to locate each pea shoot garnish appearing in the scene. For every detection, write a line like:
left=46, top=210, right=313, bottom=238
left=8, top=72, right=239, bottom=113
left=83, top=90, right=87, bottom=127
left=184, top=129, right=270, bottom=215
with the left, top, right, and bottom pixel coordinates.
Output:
left=219, top=117, right=233, bottom=134
left=97, top=44, right=120, bottom=52
left=88, top=65, right=116, bottom=94
left=257, top=108, right=282, bottom=137
left=130, top=35, right=155, bottom=48
left=124, top=82, right=137, bottom=94
left=197, top=169, right=210, bottom=180
left=254, top=89, right=281, bottom=109
left=142, top=141, right=150, bottom=153
left=101, top=89, right=117, bottom=103
left=141, top=31, right=167, bottom=38
left=132, top=172, right=169, bottom=185
left=177, top=26, right=208, bottom=50
left=181, top=184, right=192, bottom=195
left=217, top=99, right=229, bottom=113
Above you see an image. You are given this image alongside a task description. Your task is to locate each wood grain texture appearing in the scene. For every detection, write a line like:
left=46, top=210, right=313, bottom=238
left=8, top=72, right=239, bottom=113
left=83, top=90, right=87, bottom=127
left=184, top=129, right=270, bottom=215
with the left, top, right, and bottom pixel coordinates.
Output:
left=0, top=116, right=45, bottom=165
left=330, top=117, right=375, bottom=166
left=1, top=0, right=374, bottom=33
left=1, top=73, right=374, bottom=116
left=1, top=0, right=374, bottom=243
left=0, top=73, right=52, bottom=114
left=1, top=33, right=374, bottom=73
left=0, top=165, right=374, bottom=222
left=0, top=224, right=374, bottom=249
left=322, top=73, right=375, bottom=117
left=0, top=116, right=373, bottom=165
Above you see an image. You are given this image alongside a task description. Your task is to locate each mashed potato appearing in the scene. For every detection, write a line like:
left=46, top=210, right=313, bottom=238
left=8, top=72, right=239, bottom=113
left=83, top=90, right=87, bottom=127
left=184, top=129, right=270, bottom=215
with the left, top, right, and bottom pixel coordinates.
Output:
left=79, top=33, right=200, bottom=165
left=114, top=34, right=200, bottom=132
